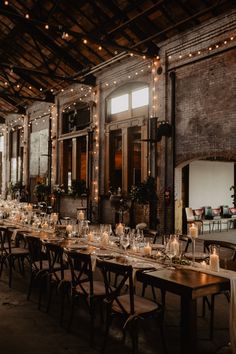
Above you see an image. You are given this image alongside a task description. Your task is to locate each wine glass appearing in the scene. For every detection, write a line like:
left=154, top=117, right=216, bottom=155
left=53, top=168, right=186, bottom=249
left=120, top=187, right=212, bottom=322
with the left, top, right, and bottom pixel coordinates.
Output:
left=165, top=235, right=177, bottom=267
left=120, top=234, right=130, bottom=255
left=165, top=248, right=176, bottom=266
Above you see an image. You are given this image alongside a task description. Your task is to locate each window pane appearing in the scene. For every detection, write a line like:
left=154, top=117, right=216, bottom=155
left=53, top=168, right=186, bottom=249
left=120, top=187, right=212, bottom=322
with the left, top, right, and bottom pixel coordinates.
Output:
left=109, top=130, right=122, bottom=189
left=131, top=87, right=149, bottom=109
left=77, top=136, right=87, bottom=181
left=128, top=127, right=141, bottom=188
left=111, top=94, right=128, bottom=114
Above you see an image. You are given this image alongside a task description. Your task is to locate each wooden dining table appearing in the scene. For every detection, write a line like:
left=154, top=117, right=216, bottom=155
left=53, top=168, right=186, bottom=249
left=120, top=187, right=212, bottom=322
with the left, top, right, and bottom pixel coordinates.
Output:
left=1, top=219, right=231, bottom=353
left=137, top=267, right=230, bottom=354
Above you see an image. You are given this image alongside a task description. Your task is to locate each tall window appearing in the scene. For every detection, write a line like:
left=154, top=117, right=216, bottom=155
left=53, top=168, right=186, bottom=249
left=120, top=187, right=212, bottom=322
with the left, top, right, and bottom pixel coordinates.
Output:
left=10, top=128, right=23, bottom=184
left=128, top=127, right=141, bottom=186
left=106, top=83, right=149, bottom=193
left=60, top=101, right=92, bottom=193
left=62, top=136, right=87, bottom=191
left=109, top=130, right=122, bottom=189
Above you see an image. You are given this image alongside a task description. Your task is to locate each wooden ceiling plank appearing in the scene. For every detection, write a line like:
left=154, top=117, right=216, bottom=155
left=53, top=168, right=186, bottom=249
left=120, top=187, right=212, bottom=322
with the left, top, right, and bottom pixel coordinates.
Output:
left=1, top=68, right=17, bottom=95
left=31, top=36, right=52, bottom=74
left=0, top=63, right=81, bottom=83
left=106, top=0, right=165, bottom=37
left=130, top=0, right=233, bottom=50
left=0, top=7, right=86, bottom=73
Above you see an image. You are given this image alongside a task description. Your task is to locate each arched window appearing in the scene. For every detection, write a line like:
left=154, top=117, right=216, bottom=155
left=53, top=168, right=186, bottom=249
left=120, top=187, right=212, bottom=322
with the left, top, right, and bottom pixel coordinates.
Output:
left=105, top=83, right=149, bottom=193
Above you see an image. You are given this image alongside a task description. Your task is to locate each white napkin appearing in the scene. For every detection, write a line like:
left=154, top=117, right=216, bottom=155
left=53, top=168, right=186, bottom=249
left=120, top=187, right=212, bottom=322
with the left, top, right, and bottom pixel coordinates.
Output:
left=91, top=254, right=97, bottom=272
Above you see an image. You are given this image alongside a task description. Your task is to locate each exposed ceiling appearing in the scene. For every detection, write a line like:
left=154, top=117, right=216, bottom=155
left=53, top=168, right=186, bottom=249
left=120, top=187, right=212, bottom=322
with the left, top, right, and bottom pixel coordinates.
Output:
left=0, top=0, right=235, bottom=115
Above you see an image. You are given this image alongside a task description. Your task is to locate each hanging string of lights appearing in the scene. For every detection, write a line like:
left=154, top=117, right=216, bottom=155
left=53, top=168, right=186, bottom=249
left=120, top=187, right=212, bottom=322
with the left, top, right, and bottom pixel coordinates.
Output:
left=167, top=34, right=235, bottom=63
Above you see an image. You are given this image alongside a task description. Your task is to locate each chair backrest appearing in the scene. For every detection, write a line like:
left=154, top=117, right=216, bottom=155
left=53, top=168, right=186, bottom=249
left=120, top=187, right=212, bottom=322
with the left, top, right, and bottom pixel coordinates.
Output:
left=193, top=208, right=203, bottom=220
left=185, top=207, right=195, bottom=222
left=230, top=207, right=236, bottom=217
left=25, top=235, right=44, bottom=270
left=44, top=242, right=65, bottom=280
left=204, top=240, right=236, bottom=262
left=221, top=205, right=231, bottom=218
left=203, top=206, right=213, bottom=220
left=67, top=251, right=94, bottom=296
left=0, top=227, right=13, bottom=254
left=98, top=260, right=135, bottom=315
left=212, top=208, right=221, bottom=218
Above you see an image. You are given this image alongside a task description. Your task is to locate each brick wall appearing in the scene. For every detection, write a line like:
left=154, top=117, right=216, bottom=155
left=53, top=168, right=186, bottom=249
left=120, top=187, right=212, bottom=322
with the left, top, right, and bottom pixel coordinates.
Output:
left=175, top=48, right=236, bottom=166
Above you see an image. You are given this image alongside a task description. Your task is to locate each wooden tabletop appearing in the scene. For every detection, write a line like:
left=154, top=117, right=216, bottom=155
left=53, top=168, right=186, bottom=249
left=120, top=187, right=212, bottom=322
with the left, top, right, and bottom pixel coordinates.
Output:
left=137, top=267, right=230, bottom=299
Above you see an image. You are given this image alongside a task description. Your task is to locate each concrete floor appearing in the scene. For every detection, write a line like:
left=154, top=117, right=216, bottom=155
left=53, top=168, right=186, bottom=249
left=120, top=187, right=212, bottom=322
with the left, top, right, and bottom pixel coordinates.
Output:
left=0, top=233, right=233, bottom=354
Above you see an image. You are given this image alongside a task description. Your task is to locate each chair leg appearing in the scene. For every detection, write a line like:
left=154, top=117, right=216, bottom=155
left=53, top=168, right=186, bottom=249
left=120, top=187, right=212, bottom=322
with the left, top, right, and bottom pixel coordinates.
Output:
left=60, top=288, right=66, bottom=326
left=90, top=301, right=95, bottom=346
left=131, top=319, right=138, bottom=354
left=46, top=282, right=54, bottom=313
left=8, top=256, right=13, bottom=288
left=67, top=296, right=75, bottom=331
left=27, top=272, right=34, bottom=300
left=209, top=295, right=215, bottom=340
left=101, top=306, right=112, bottom=354
left=159, top=321, right=168, bottom=354
left=38, top=276, right=45, bottom=310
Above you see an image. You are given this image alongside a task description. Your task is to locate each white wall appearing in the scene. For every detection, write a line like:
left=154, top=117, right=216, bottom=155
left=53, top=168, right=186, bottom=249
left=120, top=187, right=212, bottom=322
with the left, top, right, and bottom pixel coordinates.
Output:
left=189, top=160, right=234, bottom=209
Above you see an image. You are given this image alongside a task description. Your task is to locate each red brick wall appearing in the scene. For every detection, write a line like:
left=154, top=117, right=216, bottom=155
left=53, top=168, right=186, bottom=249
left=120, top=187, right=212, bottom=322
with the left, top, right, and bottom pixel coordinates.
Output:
left=175, top=48, right=236, bottom=166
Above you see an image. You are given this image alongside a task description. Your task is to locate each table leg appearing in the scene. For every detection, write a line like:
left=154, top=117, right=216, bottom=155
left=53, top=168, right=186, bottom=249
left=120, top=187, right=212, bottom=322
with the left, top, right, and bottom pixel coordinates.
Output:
left=181, top=296, right=197, bottom=354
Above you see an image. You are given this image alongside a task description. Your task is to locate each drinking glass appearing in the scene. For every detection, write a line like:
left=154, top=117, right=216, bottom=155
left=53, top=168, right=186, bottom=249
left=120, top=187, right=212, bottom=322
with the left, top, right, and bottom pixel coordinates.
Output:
left=120, top=234, right=130, bottom=254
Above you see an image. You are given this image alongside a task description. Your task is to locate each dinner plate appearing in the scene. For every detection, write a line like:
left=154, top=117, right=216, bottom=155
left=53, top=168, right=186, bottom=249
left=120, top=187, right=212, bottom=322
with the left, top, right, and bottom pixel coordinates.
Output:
left=132, top=262, right=156, bottom=269
left=95, top=250, right=112, bottom=257
left=151, top=244, right=165, bottom=250
left=66, top=244, right=87, bottom=251
left=184, top=252, right=209, bottom=260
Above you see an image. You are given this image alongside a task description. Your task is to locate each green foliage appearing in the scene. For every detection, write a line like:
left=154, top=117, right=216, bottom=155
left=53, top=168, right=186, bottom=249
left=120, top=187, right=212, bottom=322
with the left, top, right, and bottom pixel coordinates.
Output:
left=52, top=184, right=65, bottom=196
left=129, top=176, right=157, bottom=204
left=34, top=183, right=50, bottom=201
left=9, top=181, right=25, bottom=193
left=230, top=185, right=236, bottom=206
left=69, top=179, right=87, bottom=197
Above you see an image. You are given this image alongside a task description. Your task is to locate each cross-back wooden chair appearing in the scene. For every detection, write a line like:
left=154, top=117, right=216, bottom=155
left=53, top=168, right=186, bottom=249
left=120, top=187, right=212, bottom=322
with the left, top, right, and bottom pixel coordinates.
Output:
left=44, top=242, right=71, bottom=324
left=203, top=239, right=236, bottom=339
left=98, top=259, right=166, bottom=354
left=67, top=251, right=106, bottom=344
left=0, top=226, right=29, bottom=287
left=25, top=235, right=48, bottom=306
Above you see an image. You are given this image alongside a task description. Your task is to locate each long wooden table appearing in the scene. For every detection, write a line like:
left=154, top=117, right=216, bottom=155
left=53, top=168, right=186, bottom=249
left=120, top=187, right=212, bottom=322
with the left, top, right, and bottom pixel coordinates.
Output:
left=137, top=267, right=230, bottom=354
left=2, top=220, right=231, bottom=353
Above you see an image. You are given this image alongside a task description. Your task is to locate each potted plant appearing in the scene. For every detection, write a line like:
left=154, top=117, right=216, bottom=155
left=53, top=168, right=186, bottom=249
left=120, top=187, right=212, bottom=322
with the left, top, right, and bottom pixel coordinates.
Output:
left=33, top=182, right=50, bottom=202
left=8, top=181, right=25, bottom=200
left=129, top=176, right=158, bottom=228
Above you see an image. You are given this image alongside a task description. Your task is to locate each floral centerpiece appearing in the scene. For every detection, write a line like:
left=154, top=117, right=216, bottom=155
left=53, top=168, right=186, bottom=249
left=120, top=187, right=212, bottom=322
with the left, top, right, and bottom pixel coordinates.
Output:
left=52, top=184, right=65, bottom=197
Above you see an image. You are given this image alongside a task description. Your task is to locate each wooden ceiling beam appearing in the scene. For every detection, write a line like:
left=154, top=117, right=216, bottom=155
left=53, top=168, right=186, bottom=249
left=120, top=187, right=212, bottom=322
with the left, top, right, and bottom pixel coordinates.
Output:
left=0, top=91, right=54, bottom=103
left=106, top=0, right=165, bottom=37
left=0, top=63, right=81, bottom=83
left=0, top=91, right=25, bottom=111
left=130, top=0, right=233, bottom=50
left=0, top=7, right=88, bottom=73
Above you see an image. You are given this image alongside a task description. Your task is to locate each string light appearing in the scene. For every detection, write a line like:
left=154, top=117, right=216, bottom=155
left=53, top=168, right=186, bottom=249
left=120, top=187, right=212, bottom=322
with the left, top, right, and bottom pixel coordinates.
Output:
left=167, top=34, right=235, bottom=63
